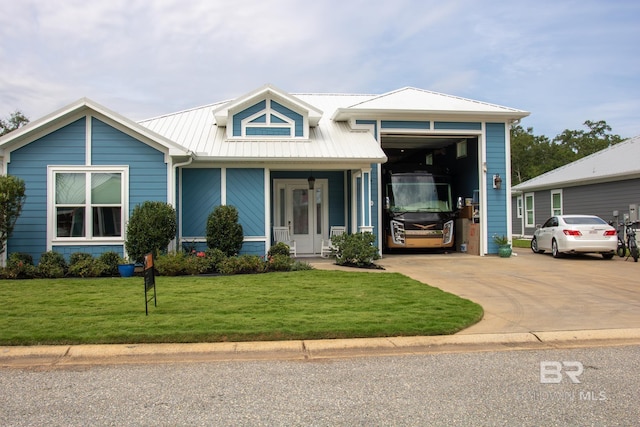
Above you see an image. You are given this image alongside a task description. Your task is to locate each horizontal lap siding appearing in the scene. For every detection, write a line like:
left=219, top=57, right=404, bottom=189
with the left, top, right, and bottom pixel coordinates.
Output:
left=7, top=119, right=86, bottom=262
left=53, top=245, right=124, bottom=260
left=181, top=168, right=221, bottom=237
left=91, top=118, right=168, bottom=209
left=485, top=123, right=507, bottom=252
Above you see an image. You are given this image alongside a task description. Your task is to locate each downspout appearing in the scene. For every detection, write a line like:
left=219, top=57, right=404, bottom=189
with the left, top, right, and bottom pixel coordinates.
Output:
left=171, top=153, right=194, bottom=253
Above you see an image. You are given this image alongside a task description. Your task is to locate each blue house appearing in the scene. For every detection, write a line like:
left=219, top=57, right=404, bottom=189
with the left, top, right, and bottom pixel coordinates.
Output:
left=0, top=84, right=528, bottom=263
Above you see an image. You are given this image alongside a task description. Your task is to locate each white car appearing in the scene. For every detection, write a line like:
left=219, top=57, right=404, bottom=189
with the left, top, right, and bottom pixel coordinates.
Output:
left=531, top=215, right=618, bottom=259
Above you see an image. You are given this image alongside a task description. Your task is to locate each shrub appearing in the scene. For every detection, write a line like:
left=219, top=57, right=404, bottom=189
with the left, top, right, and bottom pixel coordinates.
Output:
left=290, top=260, right=314, bottom=271
left=268, top=242, right=290, bottom=258
left=206, top=205, right=243, bottom=257
left=0, top=175, right=26, bottom=256
left=219, top=255, right=266, bottom=275
left=98, top=251, right=122, bottom=277
left=37, top=251, right=68, bottom=278
left=203, top=248, right=226, bottom=273
left=68, top=252, right=106, bottom=278
left=332, top=232, right=380, bottom=267
left=267, top=254, right=293, bottom=272
left=155, top=252, right=189, bottom=276
left=4, top=252, right=37, bottom=279
left=125, top=201, right=177, bottom=263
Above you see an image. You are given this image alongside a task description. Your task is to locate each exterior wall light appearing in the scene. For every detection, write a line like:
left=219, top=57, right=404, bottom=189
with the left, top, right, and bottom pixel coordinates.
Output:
left=308, top=175, right=316, bottom=190
left=493, top=174, right=502, bottom=190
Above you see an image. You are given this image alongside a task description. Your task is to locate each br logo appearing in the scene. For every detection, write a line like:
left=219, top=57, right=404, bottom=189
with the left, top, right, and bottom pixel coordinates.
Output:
left=540, top=361, right=584, bottom=384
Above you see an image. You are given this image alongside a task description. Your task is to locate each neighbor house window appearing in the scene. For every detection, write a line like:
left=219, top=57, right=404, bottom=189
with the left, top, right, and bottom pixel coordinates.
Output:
left=551, top=190, right=563, bottom=216
left=50, top=167, right=127, bottom=240
left=516, top=196, right=523, bottom=219
left=525, top=193, right=535, bottom=228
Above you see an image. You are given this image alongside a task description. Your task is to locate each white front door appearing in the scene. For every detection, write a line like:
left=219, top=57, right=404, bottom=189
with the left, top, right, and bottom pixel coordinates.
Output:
left=274, top=179, right=328, bottom=255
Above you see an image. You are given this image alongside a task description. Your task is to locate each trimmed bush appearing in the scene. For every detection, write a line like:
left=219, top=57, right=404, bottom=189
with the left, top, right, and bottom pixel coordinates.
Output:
left=219, top=255, right=266, bottom=275
left=125, top=201, right=177, bottom=263
left=206, top=205, right=243, bottom=257
left=332, top=232, right=380, bottom=267
left=0, top=175, right=26, bottom=256
left=68, top=252, right=106, bottom=278
left=3, top=252, right=37, bottom=279
left=98, top=251, right=122, bottom=277
left=268, top=242, right=290, bottom=258
left=37, top=251, right=68, bottom=278
left=267, top=254, right=293, bottom=272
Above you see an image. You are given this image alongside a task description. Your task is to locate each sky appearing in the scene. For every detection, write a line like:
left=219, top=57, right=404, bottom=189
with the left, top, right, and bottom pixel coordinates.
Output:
left=1, top=0, right=639, bottom=139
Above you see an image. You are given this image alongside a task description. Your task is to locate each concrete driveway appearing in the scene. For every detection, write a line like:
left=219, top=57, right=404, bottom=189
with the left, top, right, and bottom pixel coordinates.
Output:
left=374, top=249, right=640, bottom=335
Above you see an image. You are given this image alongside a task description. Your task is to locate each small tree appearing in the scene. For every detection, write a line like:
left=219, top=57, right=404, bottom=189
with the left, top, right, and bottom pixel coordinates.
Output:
left=0, top=175, right=27, bottom=256
left=206, top=205, right=243, bottom=256
left=125, top=201, right=177, bottom=263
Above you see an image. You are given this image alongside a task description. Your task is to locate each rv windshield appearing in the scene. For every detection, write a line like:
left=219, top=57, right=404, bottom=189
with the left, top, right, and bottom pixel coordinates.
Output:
left=386, top=174, right=452, bottom=213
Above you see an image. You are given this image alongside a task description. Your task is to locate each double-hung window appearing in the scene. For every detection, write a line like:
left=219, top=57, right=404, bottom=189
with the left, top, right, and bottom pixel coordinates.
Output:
left=50, top=166, right=127, bottom=241
left=524, top=193, right=535, bottom=228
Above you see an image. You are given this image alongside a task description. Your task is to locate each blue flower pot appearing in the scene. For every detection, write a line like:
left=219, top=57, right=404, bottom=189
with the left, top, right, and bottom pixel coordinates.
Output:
left=118, top=264, right=135, bottom=277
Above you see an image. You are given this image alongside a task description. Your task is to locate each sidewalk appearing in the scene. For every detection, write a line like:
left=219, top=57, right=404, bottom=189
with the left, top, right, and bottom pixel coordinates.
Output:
left=3, top=251, right=640, bottom=368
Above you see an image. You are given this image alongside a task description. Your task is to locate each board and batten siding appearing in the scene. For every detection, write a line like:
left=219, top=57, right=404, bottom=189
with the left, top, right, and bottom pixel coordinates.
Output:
left=7, top=119, right=86, bottom=262
left=485, top=122, right=508, bottom=252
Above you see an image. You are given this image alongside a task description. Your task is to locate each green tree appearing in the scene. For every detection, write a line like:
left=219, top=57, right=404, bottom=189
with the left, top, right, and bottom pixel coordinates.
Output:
left=206, top=205, right=244, bottom=256
left=553, top=120, right=623, bottom=157
left=0, top=111, right=29, bottom=136
left=0, top=175, right=27, bottom=256
left=125, top=201, right=177, bottom=263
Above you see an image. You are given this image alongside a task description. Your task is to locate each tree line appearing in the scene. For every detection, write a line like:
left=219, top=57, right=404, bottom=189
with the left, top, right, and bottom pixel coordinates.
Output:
left=510, top=119, right=623, bottom=184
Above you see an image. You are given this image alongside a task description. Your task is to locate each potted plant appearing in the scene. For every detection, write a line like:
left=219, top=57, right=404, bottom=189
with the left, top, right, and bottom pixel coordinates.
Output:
left=117, top=257, right=135, bottom=277
left=493, top=234, right=512, bottom=258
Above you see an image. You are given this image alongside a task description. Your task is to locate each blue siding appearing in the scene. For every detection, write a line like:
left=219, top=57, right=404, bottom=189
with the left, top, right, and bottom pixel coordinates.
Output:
left=53, top=245, right=124, bottom=261
left=355, top=120, right=378, bottom=139
left=181, top=168, right=221, bottom=236
left=239, top=241, right=266, bottom=256
left=434, top=122, right=482, bottom=131
left=485, top=123, right=507, bottom=252
left=7, top=119, right=86, bottom=263
left=271, top=101, right=303, bottom=137
left=250, top=114, right=266, bottom=123
left=381, top=120, right=430, bottom=130
left=92, top=118, right=168, bottom=210
left=227, top=168, right=265, bottom=236
left=233, top=100, right=266, bottom=136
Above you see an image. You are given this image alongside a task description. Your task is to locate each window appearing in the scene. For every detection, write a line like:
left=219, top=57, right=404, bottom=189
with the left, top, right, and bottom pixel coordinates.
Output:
left=516, top=196, right=523, bottom=218
left=50, top=167, right=127, bottom=240
left=525, top=193, right=535, bottom=228
left=551, top=190, right=562, bottom=216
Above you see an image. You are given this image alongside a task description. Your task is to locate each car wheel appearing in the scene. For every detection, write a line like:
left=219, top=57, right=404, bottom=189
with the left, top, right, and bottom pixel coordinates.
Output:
left=531, top=237, right=539, bottom=253
left=551, top=239, right=561, bottom=258
left=602, top=253, right=614, bottom=260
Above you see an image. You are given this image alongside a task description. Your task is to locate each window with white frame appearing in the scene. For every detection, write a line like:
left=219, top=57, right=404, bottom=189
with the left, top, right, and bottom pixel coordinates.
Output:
left=51, top=167, right=127, bottom=240
left=551, top=190, right=562, bottom=216
left=516, top=195, right=523, bottom=218
left=525, top=193, right=535, bottom=228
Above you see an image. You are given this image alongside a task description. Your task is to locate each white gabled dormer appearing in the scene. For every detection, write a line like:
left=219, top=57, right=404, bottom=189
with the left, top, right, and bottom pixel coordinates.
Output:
left=213, top=84, right=323, bottom=140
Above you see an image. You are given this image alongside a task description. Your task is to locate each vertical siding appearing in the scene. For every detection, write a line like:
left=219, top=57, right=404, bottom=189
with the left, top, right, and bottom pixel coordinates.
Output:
left=485, top=122, right=508, bottom=252
left=7, top=119, right=86, bottom=262
left=91, top=118, right=167, bottom=210
left=181, top=168, right=221, bottom=237
left=227, top=168, right=265, bottom=237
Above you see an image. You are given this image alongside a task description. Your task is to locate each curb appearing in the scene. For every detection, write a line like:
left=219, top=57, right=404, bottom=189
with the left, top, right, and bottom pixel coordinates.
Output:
left=2, top=328, right=640, bottom=368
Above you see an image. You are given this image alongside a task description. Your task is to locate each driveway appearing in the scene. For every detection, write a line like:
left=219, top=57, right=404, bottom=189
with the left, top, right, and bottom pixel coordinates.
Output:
left=373, top=249, right=640, bottom=334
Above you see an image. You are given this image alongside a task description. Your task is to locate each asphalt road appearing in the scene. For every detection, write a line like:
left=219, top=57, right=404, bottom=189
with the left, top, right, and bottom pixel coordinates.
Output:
left=2, top=345, right=638, bottom=426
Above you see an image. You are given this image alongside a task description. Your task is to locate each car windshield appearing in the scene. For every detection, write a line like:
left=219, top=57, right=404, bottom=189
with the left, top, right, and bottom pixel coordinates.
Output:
left=563, top=217, right=606, bottom=225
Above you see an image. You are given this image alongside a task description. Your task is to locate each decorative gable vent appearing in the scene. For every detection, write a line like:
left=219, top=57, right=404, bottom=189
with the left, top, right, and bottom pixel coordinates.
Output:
left=213, top=84, right=322, bottom=140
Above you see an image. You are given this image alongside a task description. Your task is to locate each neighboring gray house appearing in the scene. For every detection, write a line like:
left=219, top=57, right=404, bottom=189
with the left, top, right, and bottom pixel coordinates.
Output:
left=512, top=135, right=640, bottom=236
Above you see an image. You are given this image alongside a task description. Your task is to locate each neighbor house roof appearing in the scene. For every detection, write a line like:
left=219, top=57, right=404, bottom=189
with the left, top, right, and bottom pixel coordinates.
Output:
left=512, top=135, right=640, bottom=192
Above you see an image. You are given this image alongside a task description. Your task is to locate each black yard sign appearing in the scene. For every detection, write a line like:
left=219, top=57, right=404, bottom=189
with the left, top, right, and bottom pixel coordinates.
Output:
left=143, top=253, right=157, bottom=315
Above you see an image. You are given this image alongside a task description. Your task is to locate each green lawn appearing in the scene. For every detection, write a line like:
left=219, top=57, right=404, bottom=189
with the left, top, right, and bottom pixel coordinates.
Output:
left=0, top=270, right=483, bottom=345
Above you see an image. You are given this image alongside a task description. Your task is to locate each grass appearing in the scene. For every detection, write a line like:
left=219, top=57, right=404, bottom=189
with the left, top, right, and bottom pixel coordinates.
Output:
left=0, top=270, right=483, bottom=346
left=512, top=238, right=531, bottom=248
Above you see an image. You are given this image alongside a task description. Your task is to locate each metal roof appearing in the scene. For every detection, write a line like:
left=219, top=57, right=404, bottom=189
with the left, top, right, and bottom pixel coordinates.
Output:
left=139, top=88, right=528, bottom=166
left=512, top=135, right=640, bottom=192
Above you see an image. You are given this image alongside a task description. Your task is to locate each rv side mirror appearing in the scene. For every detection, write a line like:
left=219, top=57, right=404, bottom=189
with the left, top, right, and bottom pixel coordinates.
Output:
left=456, top=196, right=463, bottom=209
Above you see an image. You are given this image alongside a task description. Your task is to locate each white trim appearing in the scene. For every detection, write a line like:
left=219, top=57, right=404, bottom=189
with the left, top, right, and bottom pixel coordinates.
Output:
left=47, top=165, right=129, bottom=250
left=505, top=121, right=513, bottom=242
left=85, top=116, right=92, bottom=165
left=551, top=189, right=563, bottom=216
left=479, top=124, right=487, bottom=255
left=264, top=168, right=271, bottom=254
left=220, top=167, right=227, bottom=205
left=525, top=192, right=535, bottom=228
